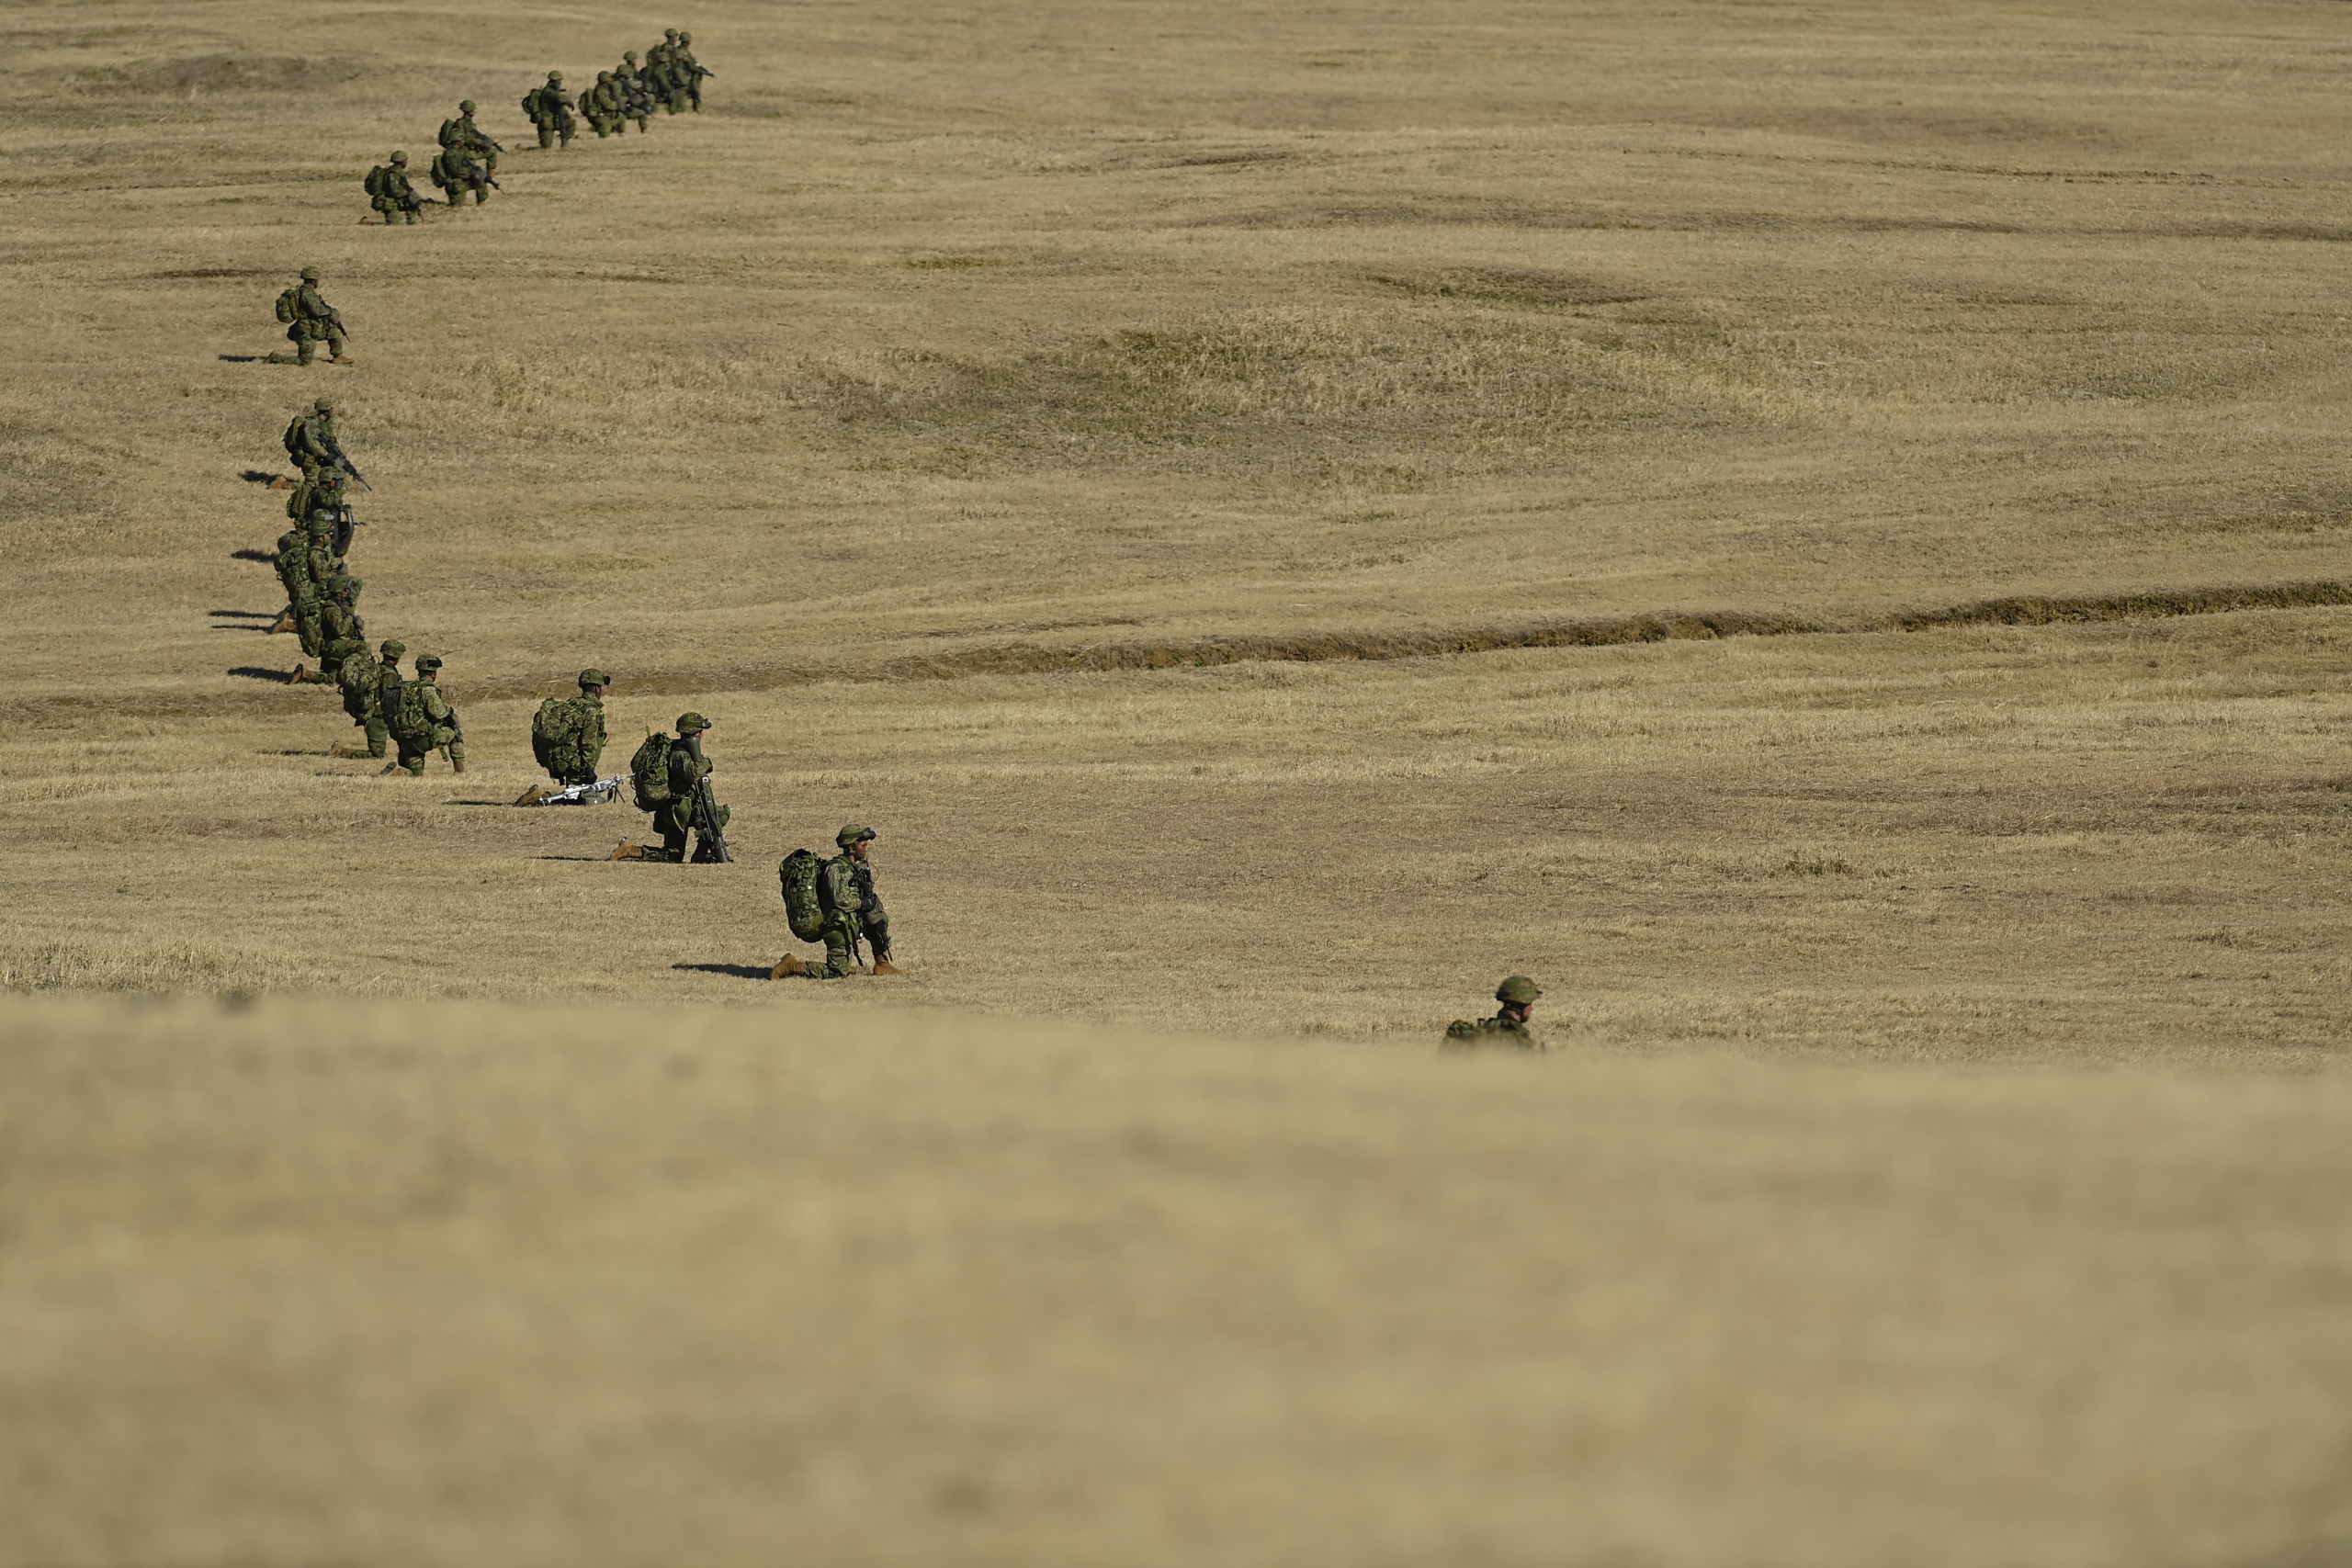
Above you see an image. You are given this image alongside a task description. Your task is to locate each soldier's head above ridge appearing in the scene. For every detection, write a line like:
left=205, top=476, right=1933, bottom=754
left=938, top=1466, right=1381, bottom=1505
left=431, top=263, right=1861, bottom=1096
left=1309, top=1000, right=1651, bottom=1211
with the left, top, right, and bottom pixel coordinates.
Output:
left=679, top=31, right=692, bottom=42
left=390, top=150, right=408, bottom=164
left=624, top=51, right=638, bottom=62
left=1495, top=976, right=1542, bottom=1005
left=459, top=98, right=476, bottom=114
left=665, top=29, right=679, bottom=40
left=379, top=638, right=406, bottom=659
left=675, top=711, right=710, bottom=735
left=599, top=70, right=613, bottom=80
left=315, top=396, right=337, bottom=412
left=837, top=823, right=877, bottom=847
left=417, top=654, right=445, bottom=673
left=548, top=70, right=564, bottom=82
left=300, top=265, right=321, bottom=281
left=579, top=668, right=609, bottom=690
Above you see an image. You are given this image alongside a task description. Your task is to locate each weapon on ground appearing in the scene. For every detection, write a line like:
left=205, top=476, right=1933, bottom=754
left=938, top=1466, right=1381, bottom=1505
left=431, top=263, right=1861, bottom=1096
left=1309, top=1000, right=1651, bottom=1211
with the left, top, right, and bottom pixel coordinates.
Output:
left=321, top=433, right=371, bottom=491
left=520, top=776, right=624, bottom=807
left=693, top=773, right=732, bottom=863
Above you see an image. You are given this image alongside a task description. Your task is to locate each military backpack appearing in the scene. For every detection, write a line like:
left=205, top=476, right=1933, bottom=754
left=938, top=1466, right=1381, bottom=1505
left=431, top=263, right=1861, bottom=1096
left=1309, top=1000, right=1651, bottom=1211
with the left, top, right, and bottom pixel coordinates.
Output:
left=363, top=166, right=388, bottom=199
left=628, top=731, right=674, bottom=811
left=275, top=288, right=300, bottom=323
left=532, top=696, right=598, bottom=778
left=777, top=850, right=829, bottom=941
left=387, top=678, right=432, bottom=741
left=338, top=655, right=380, bottom=720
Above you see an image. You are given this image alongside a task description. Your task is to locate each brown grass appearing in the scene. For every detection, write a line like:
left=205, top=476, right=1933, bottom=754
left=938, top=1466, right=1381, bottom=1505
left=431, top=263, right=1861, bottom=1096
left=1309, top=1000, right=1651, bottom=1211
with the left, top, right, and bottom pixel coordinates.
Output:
left=6, top=0, right=2352, bottom=1560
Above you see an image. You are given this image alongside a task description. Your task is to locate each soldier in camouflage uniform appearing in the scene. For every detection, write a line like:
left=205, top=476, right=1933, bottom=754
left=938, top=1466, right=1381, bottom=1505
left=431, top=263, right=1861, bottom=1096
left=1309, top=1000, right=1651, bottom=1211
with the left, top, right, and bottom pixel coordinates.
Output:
left=516, top=669, right=611, bottom=803
left=385, top=654, right=466, bottom=776
left=431, top=141, right=492, bottom=206
left=282, top=396, right=348, bottom=480
left=267, top=523, right=311, bottom=636
left=614, top=52, right=654, bottom=130
left=610, top=712, right=729, bottom=862
left=333, top=638, right=404, bottom=759
left=523, top=72, right=576, bottom=149
left=266, top=266, right=351, bottom=366
left=774, top=825, right=904, bottom=979
left=437, top=100, right=502, bottom=176
left=284, top=465, right=347, bottom=527
left=298, top=575, right=366, bottom=686
left=366, top=151, right=426, bottom=224
left=1442, top=976, right=1544, bottom=1051
left=580, top=71, right=621, bottom=136
left=673, top=32, right=706, bottom=112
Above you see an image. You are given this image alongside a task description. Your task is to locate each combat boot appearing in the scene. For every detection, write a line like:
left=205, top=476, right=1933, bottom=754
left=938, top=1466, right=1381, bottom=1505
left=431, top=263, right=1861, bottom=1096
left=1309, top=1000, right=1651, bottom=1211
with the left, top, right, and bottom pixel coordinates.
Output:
left=329, top=741, right=365, bottom=758
left=771, top=955, right=806, bottom=979
left=872, top=956, right=906, bottom=976
left=514, top=784, right=554, bottom=806
left=289, top=662, right=311, bottom=683
left=379, top=761, right=403, bottom=775
left=266, top=609, right=297, bottom=635
left=330, top=355, right=356, bottom=366
left=609, top=840, right=648, bottom=860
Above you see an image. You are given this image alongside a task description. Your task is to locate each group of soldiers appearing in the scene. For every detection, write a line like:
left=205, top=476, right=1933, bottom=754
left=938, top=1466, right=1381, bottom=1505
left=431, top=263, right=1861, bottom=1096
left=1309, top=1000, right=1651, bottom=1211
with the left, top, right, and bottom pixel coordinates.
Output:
left=361, top=30, right=710, bottom=222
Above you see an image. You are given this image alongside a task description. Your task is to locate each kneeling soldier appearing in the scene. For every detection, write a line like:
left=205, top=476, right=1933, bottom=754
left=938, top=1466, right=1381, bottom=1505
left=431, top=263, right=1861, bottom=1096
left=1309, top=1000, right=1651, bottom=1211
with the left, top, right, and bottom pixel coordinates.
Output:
left=775, top=824, right=903, bottom=979
left=611, top=712, right=727, bottom=861
left=384, top=653, right=466, bottom=775
left=1442, top=976, right=1544, bottom=1051
left=333, top=638, right=404, bottom=759
left=519, top=669, right=611, bottom=803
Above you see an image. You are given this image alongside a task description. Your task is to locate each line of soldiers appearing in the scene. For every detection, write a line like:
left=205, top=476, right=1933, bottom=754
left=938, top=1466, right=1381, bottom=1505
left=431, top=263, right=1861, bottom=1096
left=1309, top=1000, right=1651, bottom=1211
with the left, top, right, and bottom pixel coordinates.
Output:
left=522, top=29, right=712, bottom=152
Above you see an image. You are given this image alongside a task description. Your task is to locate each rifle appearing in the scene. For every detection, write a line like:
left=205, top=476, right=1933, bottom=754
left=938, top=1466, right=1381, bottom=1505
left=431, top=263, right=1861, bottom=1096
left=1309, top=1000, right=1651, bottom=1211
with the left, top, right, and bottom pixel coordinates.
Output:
left=692, top=773, right=732, bottom=863
left=321, top=431, right=372, bottom=491
left=689, top=64, right=715, bottom=77
left=520, top=776, right=623, bottom=807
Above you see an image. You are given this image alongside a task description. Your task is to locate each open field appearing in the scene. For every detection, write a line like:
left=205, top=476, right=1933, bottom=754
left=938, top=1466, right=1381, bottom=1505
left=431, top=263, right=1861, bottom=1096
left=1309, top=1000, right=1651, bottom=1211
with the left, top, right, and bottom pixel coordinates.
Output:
left=6, top=0, right=2352, bottom=1561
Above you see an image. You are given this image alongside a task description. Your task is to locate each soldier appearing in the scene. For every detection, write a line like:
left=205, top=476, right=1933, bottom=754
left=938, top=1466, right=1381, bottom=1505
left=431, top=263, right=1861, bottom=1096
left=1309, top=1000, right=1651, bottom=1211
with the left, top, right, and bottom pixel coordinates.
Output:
left=517, top=669, right=612, bottom=803
left=264, top=266, right=352, bottom=367
left=774, top=825, right=903, bottom=979
left=1442, top=976, right=1544, bottom=1051
left=578, top=71, right=617, bottom=136
left=267, top=523, right=312, bottom=636
left=523, top=71, right=576, bottom=149
left=611, top=712, right=728, bottom=862
left=282, top=396, right=349, bottom=481
left=297, top=575, right=366, bottom=686
left=431, top=141, right=492, bottom=206
left=437, top=99, right=502, bottom=176
left=365, top=151, right=426, bottom=224
left=614, top=52, right=654, bottom=130
left=333, top=638, right=405, bottom=759
left=284, top=465, right=346, bottom=525
left=673, top=31, right=707, bottom=112
left=384, top=654, right=466, bottom=776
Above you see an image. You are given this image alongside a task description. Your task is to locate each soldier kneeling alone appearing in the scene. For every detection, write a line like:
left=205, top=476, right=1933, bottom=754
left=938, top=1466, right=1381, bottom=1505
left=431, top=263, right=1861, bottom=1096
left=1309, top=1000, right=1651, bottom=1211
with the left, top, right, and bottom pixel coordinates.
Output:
left=1443, top=976, right=1544, bottom=1051
left=774, top=825, right=903, bottom=979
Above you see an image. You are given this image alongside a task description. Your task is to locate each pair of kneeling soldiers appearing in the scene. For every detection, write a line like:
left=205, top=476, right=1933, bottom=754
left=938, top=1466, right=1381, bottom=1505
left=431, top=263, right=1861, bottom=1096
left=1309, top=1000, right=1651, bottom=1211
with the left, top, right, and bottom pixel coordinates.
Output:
left=327, top=640, right=465, bottom=776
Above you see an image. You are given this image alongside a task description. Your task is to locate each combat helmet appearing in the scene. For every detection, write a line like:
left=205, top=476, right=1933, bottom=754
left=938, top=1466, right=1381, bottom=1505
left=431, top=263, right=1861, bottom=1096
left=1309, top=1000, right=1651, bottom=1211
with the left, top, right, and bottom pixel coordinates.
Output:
left=548, top=70, right=564, bottom=81
left=314, top=396, right=336, bottom=412
left=416, top=654, right=444, bottom=672
left=679, top=31, right=692, bottom=42
left=300, top=265, right=321, bottom=281
left=624, top=50, right=638, bottom=62
left=675, top=711, right=709, bottom=734
left=837, top=823, right=877, bottom=847
left=579, top=668, right=609, bottom=688
left=1495, top=976, right=1542, bottom=1005
left=390, top=150, right=408, bottom=164
left=665, top=28, right=679, bottom=39
left=458, top=98, right=476, bottom=114
left=379, top=638, right=406, bottom=659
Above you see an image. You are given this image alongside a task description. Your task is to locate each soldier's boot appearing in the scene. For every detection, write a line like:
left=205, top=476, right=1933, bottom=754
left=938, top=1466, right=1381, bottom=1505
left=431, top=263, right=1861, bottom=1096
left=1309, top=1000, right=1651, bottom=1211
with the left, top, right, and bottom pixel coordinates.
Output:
left=379, top=761, right=404, bottom=775
left=290, top=662, right=311, bottom=683
left=771, top=955, right=806, bottom=979
left=609, top=840, right=648, bottom=860
left=330, top=355, right=356, bottom=366
left=514, top=784, right=554, bottom=806
left=872, top=956, right=906, bottom=976
left=537, top=127, right=555, bottom=149
left=329, top=741, right=366, bottom=757
left=266, top=609, right=297, bottom=635
left=451, top=756, right=467, bottom=774
left=268, top=475, right=296, bottom=490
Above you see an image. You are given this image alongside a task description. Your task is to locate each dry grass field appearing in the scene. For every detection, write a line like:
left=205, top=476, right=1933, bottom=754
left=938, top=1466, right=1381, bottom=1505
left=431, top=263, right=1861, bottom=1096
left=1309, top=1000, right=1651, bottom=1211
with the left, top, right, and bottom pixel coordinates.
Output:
left=6, top=0, right=2352, bottom=1561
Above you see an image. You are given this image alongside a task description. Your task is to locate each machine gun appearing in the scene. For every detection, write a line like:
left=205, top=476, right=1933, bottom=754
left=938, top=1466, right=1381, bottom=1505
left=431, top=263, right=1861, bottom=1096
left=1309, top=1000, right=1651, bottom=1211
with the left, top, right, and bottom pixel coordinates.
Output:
left=692, top=773, right=732, bottom=863
left=516, top=776, right=624, bottom=807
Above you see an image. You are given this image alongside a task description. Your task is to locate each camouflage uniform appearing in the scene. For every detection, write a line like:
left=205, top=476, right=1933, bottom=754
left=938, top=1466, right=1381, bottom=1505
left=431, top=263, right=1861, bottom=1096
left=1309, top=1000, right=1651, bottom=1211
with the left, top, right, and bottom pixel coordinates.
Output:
left=283, top=398, right=343, bottom=479
left=270, top=527, right=315, bottom=638
left=266, top=267, right=349, bottom=365
left=581, top=72, right=622, bottom=136
left=781, top=826, right=895, bottom=979
left=367, top=152, right=424, bottom=224
left=334, top=638, right=404, bottom=759
left=646, top=32, right=679, bottom=110
left=388, top=655, right=466, bottom=776
left=524, top=73, right=576, bottom=149
left=615, top=54, right=653, bottom=130
left=540, top=673, right=608, bottom=786
left=437, top=101, right=501, bottom=176
left=285, top=467, right=348, bottom=525
left=1442, top=976, right=1545, bottom=1051
left=654, top=714, right=729, bottom=862
left=673, top=32, right=704, bottom=112
left=312, top=578, right=366, bottom=684
left=431, top=142, right=492, bottom=206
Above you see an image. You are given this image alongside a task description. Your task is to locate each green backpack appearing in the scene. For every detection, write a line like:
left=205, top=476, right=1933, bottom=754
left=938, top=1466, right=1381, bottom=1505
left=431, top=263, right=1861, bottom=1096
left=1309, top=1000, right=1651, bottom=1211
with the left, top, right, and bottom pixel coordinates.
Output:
left=338, top=655, right=379, bottom=720
left=629, top=731, right=674, bottom=811
left=533, top=697, right=598, bottom=777
left=778, top=850, right=828, bottom=941
left=387, top=678, right=431, bottom=741
left=275, top=288, right=300, bottom=323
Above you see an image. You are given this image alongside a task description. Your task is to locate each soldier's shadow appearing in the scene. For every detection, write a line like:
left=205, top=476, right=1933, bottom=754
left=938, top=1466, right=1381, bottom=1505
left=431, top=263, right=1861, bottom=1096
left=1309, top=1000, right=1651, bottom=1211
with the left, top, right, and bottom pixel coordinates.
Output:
left=230, top=547, right=275, bottom=561
left=673, top=962, right=776, bottom=982
left=220, top=355, right=267, bottom=364
left=228, top=666, right=297, bottom=684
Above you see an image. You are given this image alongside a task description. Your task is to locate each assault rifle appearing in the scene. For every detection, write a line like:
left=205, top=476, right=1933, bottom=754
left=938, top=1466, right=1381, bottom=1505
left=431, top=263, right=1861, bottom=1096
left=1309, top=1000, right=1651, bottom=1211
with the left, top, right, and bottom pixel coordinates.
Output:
left=518, top=776, right=624, bottom=807
left=692, top=773, right=732, bottom=863
left=321, top=431, right=371, bottom=491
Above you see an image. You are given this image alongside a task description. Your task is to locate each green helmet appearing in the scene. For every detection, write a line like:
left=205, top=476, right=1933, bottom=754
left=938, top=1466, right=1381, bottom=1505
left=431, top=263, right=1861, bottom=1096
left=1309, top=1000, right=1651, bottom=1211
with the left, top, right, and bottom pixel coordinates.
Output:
left=548, top=70, right=563, bottom=81
left=675, top=711, right=709, bottom=734
left=390, top=150, right=407, bottom=163
left=579, top=668, right=609, bottom=688
left=306, top=511, right=334, bottom=530
left=459, top=98, right=476, bottom=113
left=379, top=639, right=405, bottom=659
left=665, top=28, right=679, bottom=39
left=624, top=50, right=637, bottom=61
left=300, top=265, right=321, bottom=281
left=679, top=30, right=692, bottom=42
left=340, top=575, right=363, bottom=594
left=314, top=396, right=336, bottom=412
left=328, top=576, right=355, bottom=598
left=837, top=823, right=876, bottom=847
left=1495, top=976, right=1542, bottom=1005
left=416, top=654, right=444, bottom=671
